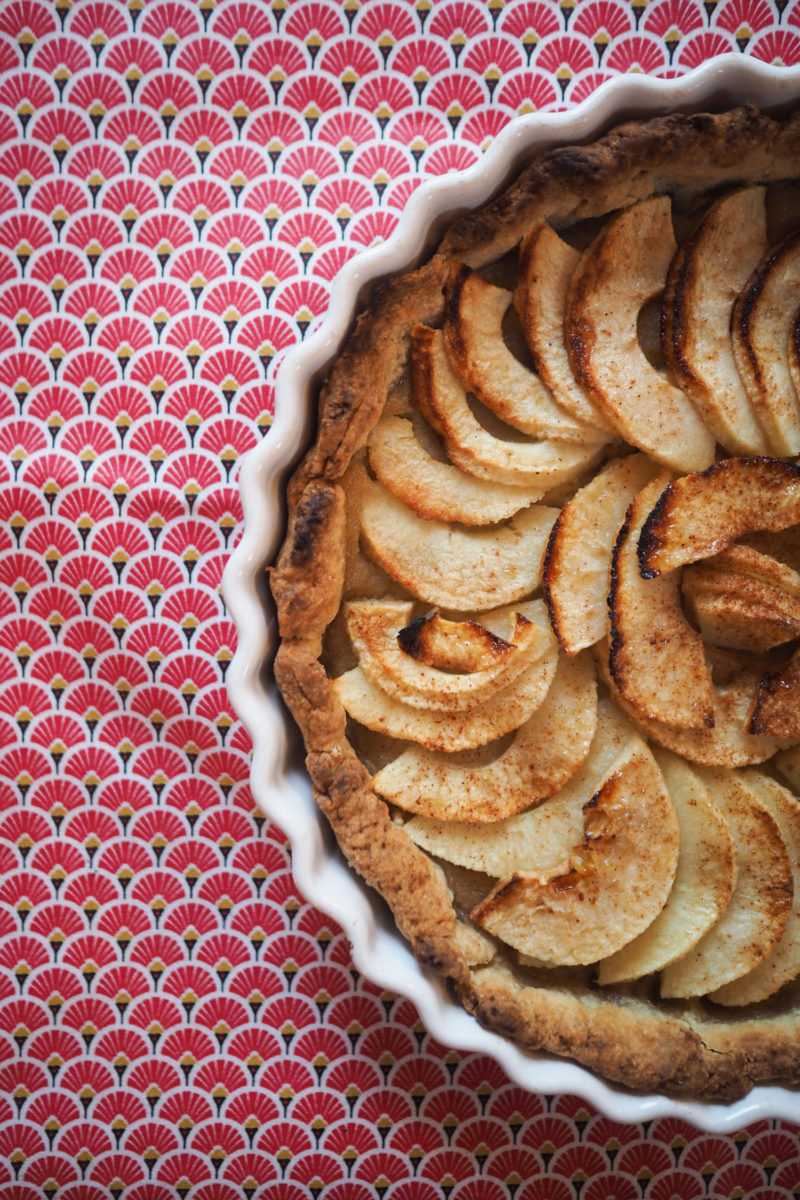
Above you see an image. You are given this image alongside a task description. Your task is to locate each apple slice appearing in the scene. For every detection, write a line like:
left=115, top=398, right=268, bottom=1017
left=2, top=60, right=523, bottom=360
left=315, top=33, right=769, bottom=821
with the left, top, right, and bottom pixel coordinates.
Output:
left=775, top=742, right=800, bottom=791
left=599, top=646, right=783, bottom=767
left=685, top=543, right=800, bottom=599
left=682, top=546, right=800, bottom=652
left=608, top=472, right=714, bottom=731
left=403, top=699, right=640, bottom=879
left=710, top=772, right=800, bottom=1006
left=662, top=187, right=769, bottom=455
left=398, top=608, right=526, bottom=672
left=470, top=741, right=679, bottom=966
left=748, top=649, right=800, bottom=740
left=637, top=456, right=800, bottom=578
left=332, top=645, right=558, bottom=752
left=597, top=751, right=736, bottom=985
left=368, top=414, right=543, bottom=524
left=372, top=651, right=597, bottom=823
left=515, top=221, right=613, bottom=431
left=544, top=453, right=657, bottom=656
left=683, top=590, right=800, bottom=654
left=359, top=478, right=558, bottom=611
left=566, top=195, right=716, bottom=473
left=732, top=229, right=800, bottom=456
left=790, top=308, right=800, bottom=400
left=443, top=264, right=602, bottom=442
left=345, top=599, right=552, bottom=712
left=660, top=767, right=793, bottom=999
left=411, top=324, right=606, bottom=489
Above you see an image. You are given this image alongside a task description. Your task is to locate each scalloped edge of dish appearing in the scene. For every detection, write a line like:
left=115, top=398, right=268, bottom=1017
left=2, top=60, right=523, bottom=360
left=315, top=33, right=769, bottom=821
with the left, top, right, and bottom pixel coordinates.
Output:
left=224, top=56, right=800, bottom=1131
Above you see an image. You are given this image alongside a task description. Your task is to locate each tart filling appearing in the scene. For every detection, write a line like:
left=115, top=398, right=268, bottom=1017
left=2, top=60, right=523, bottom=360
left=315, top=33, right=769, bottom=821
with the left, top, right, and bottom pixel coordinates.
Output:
left=271, top=105, right=800, bottom=1100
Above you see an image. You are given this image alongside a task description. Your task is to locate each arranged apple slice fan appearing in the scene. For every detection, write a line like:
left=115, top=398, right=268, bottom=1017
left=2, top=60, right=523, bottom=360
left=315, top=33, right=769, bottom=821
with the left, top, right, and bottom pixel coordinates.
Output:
left=334, top=185, right=800, bottom=1005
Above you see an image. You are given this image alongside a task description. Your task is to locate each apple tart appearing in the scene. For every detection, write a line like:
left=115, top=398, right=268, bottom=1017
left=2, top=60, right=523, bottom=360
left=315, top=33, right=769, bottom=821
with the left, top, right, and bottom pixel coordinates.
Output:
left=270, top=105, right=800, bottom=1099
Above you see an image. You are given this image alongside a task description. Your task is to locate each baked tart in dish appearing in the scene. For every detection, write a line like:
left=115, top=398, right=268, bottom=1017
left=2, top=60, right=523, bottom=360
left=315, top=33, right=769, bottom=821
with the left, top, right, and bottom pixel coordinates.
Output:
left=270, top=103, right=800, bottom=1100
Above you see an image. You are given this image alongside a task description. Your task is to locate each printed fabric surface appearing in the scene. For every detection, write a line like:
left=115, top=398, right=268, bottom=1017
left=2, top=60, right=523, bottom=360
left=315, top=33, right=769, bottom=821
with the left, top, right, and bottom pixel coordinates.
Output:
left=1, top=0, right=800, bottom=1195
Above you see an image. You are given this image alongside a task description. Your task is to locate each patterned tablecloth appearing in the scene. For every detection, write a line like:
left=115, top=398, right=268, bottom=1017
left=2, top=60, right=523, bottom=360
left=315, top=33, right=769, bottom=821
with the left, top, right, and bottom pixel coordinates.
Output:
left=2, top=0, right=800, bottom=1195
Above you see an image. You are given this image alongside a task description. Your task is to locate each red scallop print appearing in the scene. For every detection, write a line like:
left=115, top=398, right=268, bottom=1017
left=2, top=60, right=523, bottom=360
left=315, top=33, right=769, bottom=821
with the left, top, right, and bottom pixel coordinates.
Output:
left=422, top=1083, right=483, bottom=1130
left=65, top=68, right=127, bottom=113
left=245, top=108, right=306, bottom=153
left=751, top=27, right=800, bottom=61
left=605, top=31, right=669, bottom=69
left=29, top=107, right=93, bottom=149
left=283, top=0, right=346, bottom=40
left=0, top=70, right=55, bottom=109
left=0, top=0, right=57, bottom=38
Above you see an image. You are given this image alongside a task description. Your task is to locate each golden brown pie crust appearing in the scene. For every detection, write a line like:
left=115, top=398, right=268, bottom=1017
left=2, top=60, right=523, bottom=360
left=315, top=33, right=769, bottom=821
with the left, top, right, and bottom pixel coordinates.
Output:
left=270, top=105, right=800, bottom=1100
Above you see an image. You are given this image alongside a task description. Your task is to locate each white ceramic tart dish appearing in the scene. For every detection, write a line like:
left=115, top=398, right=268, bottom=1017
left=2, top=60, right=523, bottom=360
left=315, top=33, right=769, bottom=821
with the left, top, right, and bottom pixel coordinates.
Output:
left=225, top=61, right=800, bottom=1126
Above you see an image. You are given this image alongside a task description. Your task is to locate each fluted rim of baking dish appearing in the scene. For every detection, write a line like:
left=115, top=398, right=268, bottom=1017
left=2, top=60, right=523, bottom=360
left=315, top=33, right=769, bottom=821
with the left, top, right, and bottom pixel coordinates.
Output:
left=225, top=56, right=800, bottom=1132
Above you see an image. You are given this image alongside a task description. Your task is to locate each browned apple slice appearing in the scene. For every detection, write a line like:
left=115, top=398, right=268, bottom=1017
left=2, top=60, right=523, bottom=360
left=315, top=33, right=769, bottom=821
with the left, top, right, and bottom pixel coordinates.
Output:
left=359, top=478, right=558, bottom=611
left=686, top=543, right=800, bottom=598
left=682, top=546, right=800, bottom=652
left=566, top=196, right=716, bottom=473
left=372, top=652, right=597, bottom=823
left=790, top=307, right=800, bottom=399
left=398, top=608, right=519, bottom=672
left=344, top=599, right=552, bottom=712
left=544, top=453, right=657, bottom=655
left=332, top=645, right=558, bottom=752
left=598, top=751, right=736, bottom=985
left=403, top=699, right=638, bottom=878
left=443, top=264, right=603, bottom=443
left=515, top=221, right=613, bottom=431
left=776, top=741, right=800, bottom=791
left=660, top=767, right=793, bottom=999
left=609, top=472, right=714, bottom=731
left=684, top=590, right=800, bottom=654
left=470, top=742, right=679, bottom=966
left=663, top=187, right=769, bottom=455
left=732, top=229, right=800, bottom=456
left=368, top=414, right=543, bottom=524
left=748, top=649, right=800, bottom=740
left=638, top=456, right=800, bottom=578
left=410, top=325, right=607, bottom=489
left=711, top=772, right=800, bottom=1005
left=599, top=646, right=783, bottom=767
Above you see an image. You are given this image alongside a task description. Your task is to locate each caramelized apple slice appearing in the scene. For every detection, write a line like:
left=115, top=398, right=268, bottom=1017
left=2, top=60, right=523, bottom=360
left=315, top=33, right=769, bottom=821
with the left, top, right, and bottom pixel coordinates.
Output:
left=443, top=264, right=601, bottom=442
left=790, top=308, right=800, bottom=400
left=345, top=599, right=551, bottom=712
left=411, top=325, right=606, bottom=489
left=403, top=700, right=637, bottom=877
left=663, top=187, right=769, bottom=454
left=399, top=609, right=517, bottom=671
left=683, top=547, right=800, bottom=651
left=544, top=453, right=657, bottom=655
left=598, top=751, right=736, bottom=985
left=471, top=742, right=679, bottom=966
left=566, top=196, right=716, bottom=473
left=749, top=649, right=800, bottom=739
left=609, top=472, right=714, bottom=731
left=638, top=456, right=800, bottom=577
left=711, top=772, right=800, bottom=1005
left=660, top=768, right=792, bottom=998
left=372, top=652, right=597, bottom=823
left=516, top=221, right=612, bottom=431
left=332, top=646, right=558, bottom=752
left=368, top=415, right=542, bottom=524
left=599, top=647, right=783, bottom=767
left=684, top=590, right=800, bottom=654
left=686, top=543, right=800, bottom=599
left=359, top=478, right=558, bottom=611
left=732, top=230, right=800, bottom=456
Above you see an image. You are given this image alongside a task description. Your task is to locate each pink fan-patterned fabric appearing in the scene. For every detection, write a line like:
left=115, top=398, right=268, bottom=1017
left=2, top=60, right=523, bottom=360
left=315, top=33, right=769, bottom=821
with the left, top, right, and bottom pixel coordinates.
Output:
left=1, top=0, right=800, bottom=1193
